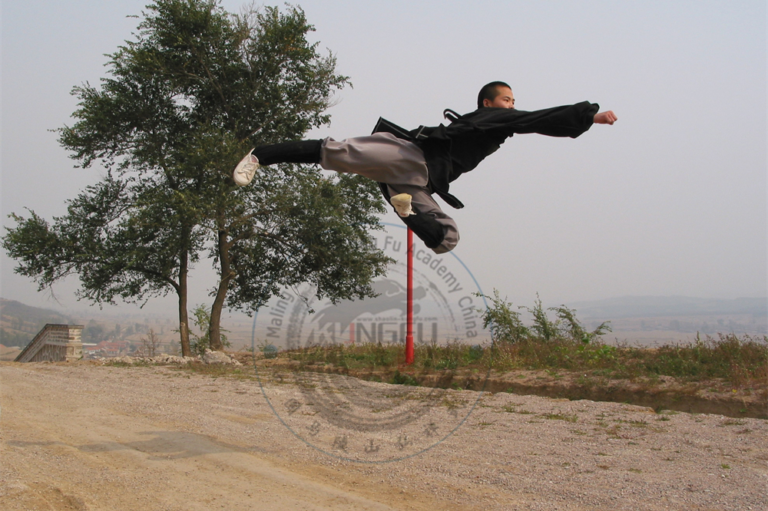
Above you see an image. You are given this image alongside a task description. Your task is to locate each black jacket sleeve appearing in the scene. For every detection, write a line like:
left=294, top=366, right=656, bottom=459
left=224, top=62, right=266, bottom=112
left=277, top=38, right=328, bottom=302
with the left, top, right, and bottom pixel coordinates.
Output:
left=468, top=101, right=600, bottom=139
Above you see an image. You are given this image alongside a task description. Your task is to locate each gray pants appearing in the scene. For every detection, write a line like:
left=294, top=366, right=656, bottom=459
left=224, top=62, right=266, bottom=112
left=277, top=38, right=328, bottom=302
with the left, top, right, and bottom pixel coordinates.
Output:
left=319, top=132, right=459, bottom=254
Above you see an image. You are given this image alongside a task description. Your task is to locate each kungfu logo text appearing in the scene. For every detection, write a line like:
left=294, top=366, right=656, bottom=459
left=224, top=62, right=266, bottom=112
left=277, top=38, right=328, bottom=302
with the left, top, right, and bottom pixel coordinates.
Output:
left=251, top=223, right=488, bottom=462
left=258, top=231, right=483, bottom=351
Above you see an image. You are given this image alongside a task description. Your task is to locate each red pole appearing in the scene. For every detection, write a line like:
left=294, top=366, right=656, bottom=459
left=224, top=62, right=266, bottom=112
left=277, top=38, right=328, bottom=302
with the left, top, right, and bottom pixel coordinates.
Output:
left=405, top=228, right=414, bottom=365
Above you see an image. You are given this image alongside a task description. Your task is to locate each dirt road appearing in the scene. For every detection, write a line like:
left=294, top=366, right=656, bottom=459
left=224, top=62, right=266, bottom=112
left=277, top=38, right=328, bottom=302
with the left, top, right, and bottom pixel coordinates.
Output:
left=1, top=362, right=766, bottom=510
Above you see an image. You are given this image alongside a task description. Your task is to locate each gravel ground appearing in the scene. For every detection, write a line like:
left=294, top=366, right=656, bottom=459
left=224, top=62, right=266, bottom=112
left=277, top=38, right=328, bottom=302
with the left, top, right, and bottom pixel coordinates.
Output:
left=1, top=362, right=766, bottom=510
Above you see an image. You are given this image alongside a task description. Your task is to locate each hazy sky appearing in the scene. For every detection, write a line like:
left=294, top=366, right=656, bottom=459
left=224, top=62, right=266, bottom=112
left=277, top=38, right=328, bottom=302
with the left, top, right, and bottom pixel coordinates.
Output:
left=1, top=0, right=766, bottom=317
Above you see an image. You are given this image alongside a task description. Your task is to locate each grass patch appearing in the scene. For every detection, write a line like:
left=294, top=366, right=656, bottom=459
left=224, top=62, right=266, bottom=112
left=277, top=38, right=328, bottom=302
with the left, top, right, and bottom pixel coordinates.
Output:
left=104, top=359, right=151, bottom=368
left=480, top=291, right=767, bottom=387
left=173, top=362, right=252, bottom=380
left=502, top=404, right=533, bottom=415
left=391, top=370, right=419, bottom=386
left=543, top=413, right=578, bottom=423
left=267, top=332, right=766, bottom=390
left=239, top=293, right=766, bottom=403
left=285, top=340, right=491, bottom=373
left=79, top=296, right=763, bottom=428
left=489, top=333, right=767, bottom=387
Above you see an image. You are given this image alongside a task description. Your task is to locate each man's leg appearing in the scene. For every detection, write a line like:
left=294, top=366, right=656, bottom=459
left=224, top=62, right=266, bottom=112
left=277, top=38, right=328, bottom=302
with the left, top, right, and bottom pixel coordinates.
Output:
left=319, top=134, right=459, bottom=253
left=233, top=140, right=323, bottom=186
left=232, top=134, right=459, bottom=253
left=234, top=133, right=425, bottom=186
left=253, top=140, right=323, bottom=166
left=385, top=184, right=459, bottom=254
left=319, top=133, right=429, bottom=187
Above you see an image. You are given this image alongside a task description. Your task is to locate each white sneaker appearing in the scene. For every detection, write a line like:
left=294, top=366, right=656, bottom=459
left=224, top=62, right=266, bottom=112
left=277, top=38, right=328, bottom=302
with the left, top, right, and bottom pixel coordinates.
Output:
left=233, top=149, right=259, bottom=186
left=390, top=193, right=416, bottom=217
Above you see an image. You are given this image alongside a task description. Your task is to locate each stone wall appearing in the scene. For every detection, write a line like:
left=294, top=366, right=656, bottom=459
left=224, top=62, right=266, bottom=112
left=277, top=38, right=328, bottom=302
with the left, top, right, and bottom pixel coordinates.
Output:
left=14, top=324, right=84, bottom=363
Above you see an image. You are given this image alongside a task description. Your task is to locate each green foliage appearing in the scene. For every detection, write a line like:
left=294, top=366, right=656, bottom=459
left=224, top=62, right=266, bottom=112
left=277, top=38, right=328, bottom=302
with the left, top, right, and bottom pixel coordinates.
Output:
left=188, top=304, right=229, bottom=356
left=526, top=295, right=556, bottom=341
left=3, top=0, right=390, bottom=354
left=479, top=290, right=611, bottom=344
left=551, top=304, right=612, bottom=344
left=3, top=178, right=202, bottom=306
left=58, top=1, right=348, bottom=169
left=391, top=370, right=419, bottom=386
left=477, top=290, right=529, bottom=344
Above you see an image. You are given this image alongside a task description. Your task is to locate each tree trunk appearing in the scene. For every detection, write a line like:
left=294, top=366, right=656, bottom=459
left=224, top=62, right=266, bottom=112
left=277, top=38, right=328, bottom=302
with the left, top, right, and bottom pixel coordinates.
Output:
left=177, top=247, right=192, bottom=357
left=209, top=226, right=233, bottom=351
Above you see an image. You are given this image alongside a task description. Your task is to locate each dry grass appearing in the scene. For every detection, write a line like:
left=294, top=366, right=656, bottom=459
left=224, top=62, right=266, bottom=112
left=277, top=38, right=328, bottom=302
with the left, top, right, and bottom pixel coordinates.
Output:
left=273, top=332, right=767, bottom=389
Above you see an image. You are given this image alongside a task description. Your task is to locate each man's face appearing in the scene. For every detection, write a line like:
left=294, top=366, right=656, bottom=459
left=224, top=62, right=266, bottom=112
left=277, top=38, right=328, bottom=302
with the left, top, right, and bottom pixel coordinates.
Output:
left=484, top=86, right=515, bottom=109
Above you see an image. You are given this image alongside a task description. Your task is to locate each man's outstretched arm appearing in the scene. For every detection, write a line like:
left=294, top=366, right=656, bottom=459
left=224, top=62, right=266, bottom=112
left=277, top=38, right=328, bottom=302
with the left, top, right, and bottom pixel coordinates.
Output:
left=469, top=103, right=618, bottom=138
left=593, top=111, right=618, bottom=125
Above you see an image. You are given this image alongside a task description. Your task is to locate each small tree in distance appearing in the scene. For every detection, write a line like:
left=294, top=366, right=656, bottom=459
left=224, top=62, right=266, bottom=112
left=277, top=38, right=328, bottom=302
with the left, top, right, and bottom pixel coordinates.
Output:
left=139, top=328, right=161, bottom=358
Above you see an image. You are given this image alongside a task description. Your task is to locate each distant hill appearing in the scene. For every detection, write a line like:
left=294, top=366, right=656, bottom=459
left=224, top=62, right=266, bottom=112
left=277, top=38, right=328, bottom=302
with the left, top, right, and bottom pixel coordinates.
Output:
left=0, top=298, right=76, bottom=348
left=569, top=296, right=768, bottom=319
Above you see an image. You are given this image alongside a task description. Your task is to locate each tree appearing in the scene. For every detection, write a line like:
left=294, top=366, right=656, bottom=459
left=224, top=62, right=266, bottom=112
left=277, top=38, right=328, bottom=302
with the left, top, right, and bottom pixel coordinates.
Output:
left=138, top=328, right=161, bottom=357
left=3, top=0, right=390, bottom=354
left=4, top=176, right=205, bottom=355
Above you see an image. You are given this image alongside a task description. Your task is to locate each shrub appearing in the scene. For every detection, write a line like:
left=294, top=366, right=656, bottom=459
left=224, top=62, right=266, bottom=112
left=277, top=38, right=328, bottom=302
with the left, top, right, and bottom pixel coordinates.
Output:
left=478, top=290, right=611, bottom=344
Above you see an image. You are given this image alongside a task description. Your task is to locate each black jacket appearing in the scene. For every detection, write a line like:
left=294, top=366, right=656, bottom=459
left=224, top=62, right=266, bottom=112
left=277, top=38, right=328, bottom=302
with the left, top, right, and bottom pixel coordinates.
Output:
left=413, top=102, right=599, bottom=208
left=374, top=101, right=600, bottom=249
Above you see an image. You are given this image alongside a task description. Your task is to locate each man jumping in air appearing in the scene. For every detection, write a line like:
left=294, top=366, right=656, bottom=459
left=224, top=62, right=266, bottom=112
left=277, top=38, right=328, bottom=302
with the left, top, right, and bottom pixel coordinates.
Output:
left=232, top=81, right=617, bottom=254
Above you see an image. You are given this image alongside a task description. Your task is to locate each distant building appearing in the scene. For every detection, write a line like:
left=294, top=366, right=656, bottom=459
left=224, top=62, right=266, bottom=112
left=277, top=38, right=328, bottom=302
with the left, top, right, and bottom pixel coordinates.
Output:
left=14, top=324, right=84, bottom=362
